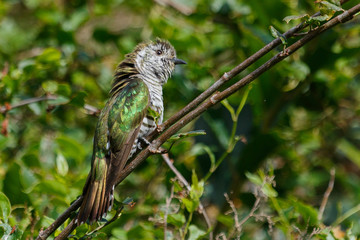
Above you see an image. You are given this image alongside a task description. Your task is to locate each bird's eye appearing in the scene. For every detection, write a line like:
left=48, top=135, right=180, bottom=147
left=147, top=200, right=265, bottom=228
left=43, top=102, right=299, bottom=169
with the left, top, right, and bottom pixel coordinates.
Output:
left=156, top=50, right=163, bottom=55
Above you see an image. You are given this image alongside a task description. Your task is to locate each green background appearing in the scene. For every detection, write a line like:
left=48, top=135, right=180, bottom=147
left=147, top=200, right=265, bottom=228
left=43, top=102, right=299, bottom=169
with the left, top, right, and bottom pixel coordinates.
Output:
left=0, top=0, right=359, bottom=239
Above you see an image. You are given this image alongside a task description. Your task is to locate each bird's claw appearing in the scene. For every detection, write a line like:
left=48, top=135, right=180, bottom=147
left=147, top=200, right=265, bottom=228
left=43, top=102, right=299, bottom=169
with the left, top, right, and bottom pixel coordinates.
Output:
left=139, top=137, right=167, bottom=154
left=149, top=145, right=168, bottom=154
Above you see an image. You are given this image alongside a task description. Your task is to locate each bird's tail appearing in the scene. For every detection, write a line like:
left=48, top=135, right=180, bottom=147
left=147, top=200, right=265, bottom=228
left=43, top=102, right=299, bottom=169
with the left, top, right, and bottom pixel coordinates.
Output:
left=76, top=158, right=114, bottom=225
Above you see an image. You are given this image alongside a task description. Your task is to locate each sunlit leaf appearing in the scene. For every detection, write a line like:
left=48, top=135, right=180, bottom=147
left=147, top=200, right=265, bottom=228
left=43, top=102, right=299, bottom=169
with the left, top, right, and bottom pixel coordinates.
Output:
left=167, top=213, right=186, bottom=227
left=245, top=172, right=262, bottom=186
left=283, top=14, right=309, bottom=23
left=319, top=1, right=344, bottom=12
left=56, top=152, right=69, bottom=176
left=337, top=139, right=360, bottom=168
left=167, top=130, right=206, bottom=143
left=181, top=197, right=198, bottom=213
left=188, top=225, right=206, bottom=240
left=0, top=192, right=11, bottom=223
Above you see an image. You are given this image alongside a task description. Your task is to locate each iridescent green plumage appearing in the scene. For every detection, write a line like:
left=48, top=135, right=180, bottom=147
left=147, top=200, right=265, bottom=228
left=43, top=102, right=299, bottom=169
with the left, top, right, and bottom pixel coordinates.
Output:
left=77, top=78, right=149, bottom=224
left=76, top=39, right=185, bottom=225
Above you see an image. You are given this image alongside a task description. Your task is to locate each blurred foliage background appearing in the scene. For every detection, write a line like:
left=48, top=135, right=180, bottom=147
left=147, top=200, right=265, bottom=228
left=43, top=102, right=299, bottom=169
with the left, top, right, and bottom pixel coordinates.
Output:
left=0, top=0, right=360, bottom=239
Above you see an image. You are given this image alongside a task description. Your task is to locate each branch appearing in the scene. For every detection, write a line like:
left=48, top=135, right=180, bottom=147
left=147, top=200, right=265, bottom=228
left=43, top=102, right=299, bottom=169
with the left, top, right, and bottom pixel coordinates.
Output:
left=38, top=3, right=359, bottom=239
left=0, top=95, right=100, bottom=115
left=37, top=197, right=82, bottom=240
left=318, top=168, right=335, bottom=221
left=0, top=96, right=56, bottom=114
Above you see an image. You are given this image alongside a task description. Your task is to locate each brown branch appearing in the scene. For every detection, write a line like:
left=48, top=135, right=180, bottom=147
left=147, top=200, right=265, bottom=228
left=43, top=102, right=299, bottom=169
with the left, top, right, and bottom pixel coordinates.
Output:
left=37, top=197, right=82, bottom=240
left=38, top=3, right=359, bottom=239
left=0, top=96, right=56, bottom=114
left=0, top=96, right=100, bottom=115
left=318, top=168, right=336, bottom=221
left=162, top=153, right=213, bottom=240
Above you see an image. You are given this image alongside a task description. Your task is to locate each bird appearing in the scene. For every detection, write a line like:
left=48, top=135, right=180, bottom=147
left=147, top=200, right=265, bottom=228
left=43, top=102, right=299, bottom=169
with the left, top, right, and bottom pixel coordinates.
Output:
left=75, top=38, right=186, bottom=225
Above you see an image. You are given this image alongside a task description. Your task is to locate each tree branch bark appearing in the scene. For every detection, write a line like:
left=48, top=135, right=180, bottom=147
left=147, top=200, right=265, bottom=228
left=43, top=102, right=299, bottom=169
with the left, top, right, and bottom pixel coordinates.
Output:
left=37, top=2, right=359, bottom=239
left=0, top=95, right=100, bottom=115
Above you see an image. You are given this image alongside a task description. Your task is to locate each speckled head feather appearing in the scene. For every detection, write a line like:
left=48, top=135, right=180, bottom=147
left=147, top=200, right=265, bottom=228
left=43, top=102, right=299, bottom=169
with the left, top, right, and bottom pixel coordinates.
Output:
left=111, top=38, right=181, bottom=96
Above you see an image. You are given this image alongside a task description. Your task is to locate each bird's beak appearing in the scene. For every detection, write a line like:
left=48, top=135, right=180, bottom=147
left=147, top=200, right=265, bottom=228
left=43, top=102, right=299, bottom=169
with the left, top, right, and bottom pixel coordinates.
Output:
left=172, top=58, right=187, bottom=65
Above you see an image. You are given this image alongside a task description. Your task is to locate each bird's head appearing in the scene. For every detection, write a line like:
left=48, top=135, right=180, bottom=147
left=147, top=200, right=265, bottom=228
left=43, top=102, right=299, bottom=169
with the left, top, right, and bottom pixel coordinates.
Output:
left=130, top=38, right=186, bottom=85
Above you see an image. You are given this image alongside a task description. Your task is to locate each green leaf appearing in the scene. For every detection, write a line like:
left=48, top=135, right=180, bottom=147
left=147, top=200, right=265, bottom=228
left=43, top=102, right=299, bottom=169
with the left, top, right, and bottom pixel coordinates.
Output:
left=0, top=192, right=11, bottom=223
left=283, top=14, right=309, bottom=24
left=167, top=213, right=186, bottom=227
left=0, top=223, right=23, bottom=240
left=217, top=214, right=234, bottom=228
left=309, top=14, right=331, bottom=22
left=337, top=139, right=360, bottom=168
left=0, top=223, right=11, bottom=238
left=56, top=152, right=69, bottom=176
left=56, top=84, right=72, bottom=97
left=173, top=180, right=183, bottom=193
left=263, top=183, right=278, bottom=198
left=167, top=130, right=206, bottom=143
left=111, top=228, right=128, bottom=240
left=188, top=225, right=206, bottom=240
left=147, top=107, right=161, bottom=121
left=48, top=96, right=69, bottom=105
left=269, top=26, right=287, bottom=45
left=37, top=48, right=62, bottom=64
left=190, top=170, right=204, bottom=201
left=70, top=91, right=87, bottom=107
left=55, top=135, right=86, bottom=164
left=3, top=163, right=30, bottom=205
left=36, top=180, right=67, bottom=196
left=181, top=197, right=197, bottom=213
left=190, top=144, right=215, bottom=169
left=291, top=198, right=319, bottom=225
left=42, top=80, right=58, bottom=93
left=245, top=172, right=262, bottom=186
left=319, top=1, right=344, bottom=12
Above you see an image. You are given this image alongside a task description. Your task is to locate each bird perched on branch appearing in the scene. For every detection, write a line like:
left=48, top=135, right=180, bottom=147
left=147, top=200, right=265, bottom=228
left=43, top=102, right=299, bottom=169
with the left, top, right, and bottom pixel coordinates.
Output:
left=76, top=39, right=186, bottom=225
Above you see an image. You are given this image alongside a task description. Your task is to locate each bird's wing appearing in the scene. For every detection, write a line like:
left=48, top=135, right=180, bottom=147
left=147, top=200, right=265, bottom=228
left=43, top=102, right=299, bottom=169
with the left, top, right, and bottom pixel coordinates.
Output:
left=77, top=77, right=149, bottom=225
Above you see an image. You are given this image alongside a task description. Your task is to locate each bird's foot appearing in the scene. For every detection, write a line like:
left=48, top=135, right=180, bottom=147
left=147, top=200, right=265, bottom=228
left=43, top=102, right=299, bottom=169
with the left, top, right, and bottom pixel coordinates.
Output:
left=149, top=145, right=168, bottom=154
left=139, top=138, right=167, bottom=154
left=138, top=137, right=151, bottom=150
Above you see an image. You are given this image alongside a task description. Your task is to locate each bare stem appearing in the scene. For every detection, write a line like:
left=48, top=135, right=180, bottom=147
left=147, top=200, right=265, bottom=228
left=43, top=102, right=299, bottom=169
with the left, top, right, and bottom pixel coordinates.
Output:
left=0, top=95, right=100, bottom=115
left=318, top=168, right=335, bottom=221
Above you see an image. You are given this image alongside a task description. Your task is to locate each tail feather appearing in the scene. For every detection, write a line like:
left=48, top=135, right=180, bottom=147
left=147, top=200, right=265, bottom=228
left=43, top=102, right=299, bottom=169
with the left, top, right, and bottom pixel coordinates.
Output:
left=77, top=157, right=111, bottom=225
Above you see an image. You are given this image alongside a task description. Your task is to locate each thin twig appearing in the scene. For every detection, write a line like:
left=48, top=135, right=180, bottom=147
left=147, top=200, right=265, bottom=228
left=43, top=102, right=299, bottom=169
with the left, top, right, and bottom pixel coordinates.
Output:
left=224, top=193, right=241, bottom=238
left=54, top=220, right=76, bottom=240
left=79, top=205, right=125, bottom=239
left=0, top=96, right=56, bottom=114
left=162, top=153, right=214, bottom=240
left=0, top=96, right=100, bottom=115
left=318, top=168, right=335, bottom=221
left=36, top=197, right=83, bottom=240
